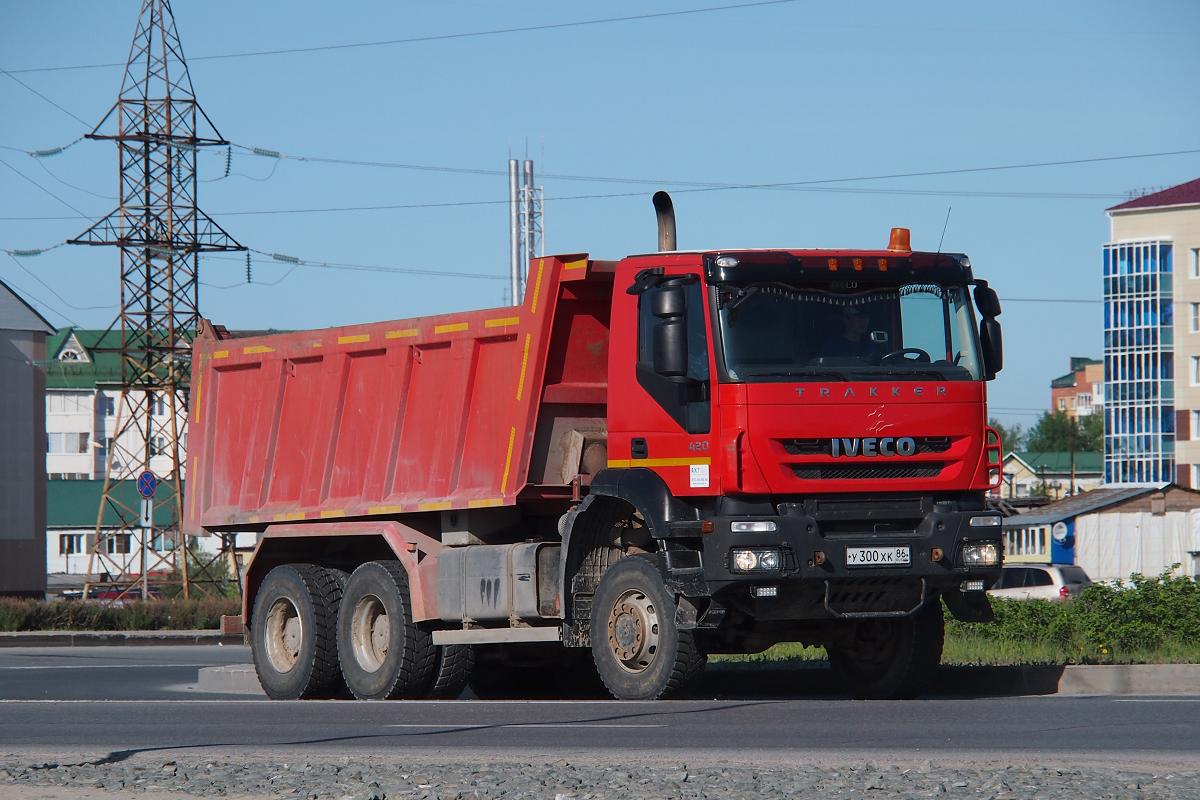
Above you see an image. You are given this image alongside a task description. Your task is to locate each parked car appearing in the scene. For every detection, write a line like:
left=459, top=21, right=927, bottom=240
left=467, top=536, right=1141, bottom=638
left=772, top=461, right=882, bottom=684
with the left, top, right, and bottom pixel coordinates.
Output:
left=987, top=564, right=1093, bottom=601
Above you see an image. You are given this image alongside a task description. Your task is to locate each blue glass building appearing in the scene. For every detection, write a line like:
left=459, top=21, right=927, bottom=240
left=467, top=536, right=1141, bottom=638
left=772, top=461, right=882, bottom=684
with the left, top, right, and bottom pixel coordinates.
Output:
left=1102, top=240, right=1174, bottom=484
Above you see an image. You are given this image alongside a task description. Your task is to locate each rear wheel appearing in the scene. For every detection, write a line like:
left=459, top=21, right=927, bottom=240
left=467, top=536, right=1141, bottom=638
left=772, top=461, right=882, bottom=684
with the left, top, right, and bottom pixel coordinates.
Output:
left=422, top=644, right=475, bottom=699
left=590, top=557, right=705, bottom=700
left=251, top=564, right=345, bottom=700
left=827, top=599, right=944, bottom=700
left=337, top=561, right=437, bottom=700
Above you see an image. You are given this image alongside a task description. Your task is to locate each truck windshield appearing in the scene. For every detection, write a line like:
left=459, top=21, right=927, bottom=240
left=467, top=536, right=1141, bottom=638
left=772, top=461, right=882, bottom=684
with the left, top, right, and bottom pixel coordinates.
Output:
left=716, top=282, right=983, bottom=382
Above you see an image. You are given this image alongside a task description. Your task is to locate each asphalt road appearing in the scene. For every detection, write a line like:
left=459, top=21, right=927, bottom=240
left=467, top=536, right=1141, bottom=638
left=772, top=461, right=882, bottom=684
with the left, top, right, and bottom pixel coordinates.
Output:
left=0, top=645, right=1198, bottom=760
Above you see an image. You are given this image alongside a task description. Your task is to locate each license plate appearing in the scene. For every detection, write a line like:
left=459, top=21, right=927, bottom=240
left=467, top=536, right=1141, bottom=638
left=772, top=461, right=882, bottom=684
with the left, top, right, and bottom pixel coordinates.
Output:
left=845, top=546, right=911, bottom=567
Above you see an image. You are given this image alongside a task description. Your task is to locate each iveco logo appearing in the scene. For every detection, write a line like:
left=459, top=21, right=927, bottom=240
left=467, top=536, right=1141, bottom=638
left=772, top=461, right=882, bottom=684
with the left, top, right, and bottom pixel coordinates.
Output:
left=831, top=437, right=917, bottom=457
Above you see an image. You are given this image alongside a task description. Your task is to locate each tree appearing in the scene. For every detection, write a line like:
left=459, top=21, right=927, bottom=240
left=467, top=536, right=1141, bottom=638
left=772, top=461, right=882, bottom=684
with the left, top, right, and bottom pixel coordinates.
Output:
left=1025, top=410, right=1102, bottom=453
left=1079, top=413, right=1103, bottom=451
left=988, top=418, right=1024, bottom=451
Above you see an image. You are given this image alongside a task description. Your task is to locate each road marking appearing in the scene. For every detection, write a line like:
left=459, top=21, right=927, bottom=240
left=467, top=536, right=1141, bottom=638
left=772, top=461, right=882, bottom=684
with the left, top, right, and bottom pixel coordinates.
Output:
left=1112, top=698, right=1200, bottom=703
left=385, top=723, right=665, bottom=729
left=0, top=664, right=212, bottom=671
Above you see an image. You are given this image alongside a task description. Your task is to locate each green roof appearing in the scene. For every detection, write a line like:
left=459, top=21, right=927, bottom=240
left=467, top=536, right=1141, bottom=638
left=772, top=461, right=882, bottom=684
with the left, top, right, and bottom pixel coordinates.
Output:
left=1051, top=357, right=1102, bottom=389
left=1011, top=450, right=1103, bottom=474
left=43, top=329, right=125, bottom=389
left=47, top=479, right=183, bottom=528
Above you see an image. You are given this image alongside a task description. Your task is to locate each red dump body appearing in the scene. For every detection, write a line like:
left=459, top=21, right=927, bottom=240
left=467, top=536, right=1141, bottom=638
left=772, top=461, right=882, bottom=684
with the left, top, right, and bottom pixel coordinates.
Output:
left=184, top=254, right=612, bottom=535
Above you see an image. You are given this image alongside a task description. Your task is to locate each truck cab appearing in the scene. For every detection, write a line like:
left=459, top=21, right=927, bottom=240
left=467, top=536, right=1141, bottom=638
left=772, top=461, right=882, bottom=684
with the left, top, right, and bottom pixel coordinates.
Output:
left=573, top=214, right=1004, bottom=698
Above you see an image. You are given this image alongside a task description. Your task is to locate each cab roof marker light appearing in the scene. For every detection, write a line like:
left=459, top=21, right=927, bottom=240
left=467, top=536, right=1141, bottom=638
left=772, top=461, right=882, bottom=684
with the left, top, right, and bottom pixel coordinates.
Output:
left=715, top=256, right=739, bottom=268
left=969, top=515, right=1002, bottom=527
left=888, top=227, right=912, bottom=252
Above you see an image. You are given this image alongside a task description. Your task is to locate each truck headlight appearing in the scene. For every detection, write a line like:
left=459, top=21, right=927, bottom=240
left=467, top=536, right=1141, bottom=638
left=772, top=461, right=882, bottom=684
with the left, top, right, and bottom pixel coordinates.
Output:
left=961, top=542, right=999, bottom=568
left=731, top=547, right=782, bottom=573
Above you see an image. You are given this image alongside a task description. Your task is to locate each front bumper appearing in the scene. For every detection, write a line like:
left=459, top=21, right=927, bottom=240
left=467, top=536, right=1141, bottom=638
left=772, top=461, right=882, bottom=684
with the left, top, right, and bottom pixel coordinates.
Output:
left=698, top=496, right=1001, bottom=619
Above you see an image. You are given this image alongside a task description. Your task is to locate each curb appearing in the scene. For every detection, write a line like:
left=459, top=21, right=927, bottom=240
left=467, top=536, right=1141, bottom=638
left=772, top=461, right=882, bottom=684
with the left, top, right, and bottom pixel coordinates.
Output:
left=196, top=662, right=1200, bottom=697
left=197, top=663, right=263, bottom=694
left=0, top=630, right=244, bottom=648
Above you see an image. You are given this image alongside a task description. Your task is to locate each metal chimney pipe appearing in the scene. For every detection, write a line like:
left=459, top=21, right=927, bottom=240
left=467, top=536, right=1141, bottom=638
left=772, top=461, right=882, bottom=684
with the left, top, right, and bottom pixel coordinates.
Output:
left=508, top=159, right=520, bottom=305
left=653, top=191, right=676, bottom=252
left=522, top=159, right=536, bottom=279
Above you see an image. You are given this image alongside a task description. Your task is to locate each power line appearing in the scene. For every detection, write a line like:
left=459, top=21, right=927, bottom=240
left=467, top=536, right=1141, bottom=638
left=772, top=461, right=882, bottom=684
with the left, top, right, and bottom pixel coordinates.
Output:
left=5, top=1, right=804, bottom=75
left=3, top=251, right=114, bottom=311
left=0, top=157, right=92, bottom=217
left=234, top=142, right=1200, bottom=193
left=0, top=66, right=92, bottom=125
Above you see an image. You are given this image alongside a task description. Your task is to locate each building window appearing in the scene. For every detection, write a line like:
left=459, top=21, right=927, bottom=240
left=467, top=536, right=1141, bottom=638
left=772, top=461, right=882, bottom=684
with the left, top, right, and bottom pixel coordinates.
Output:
left=1057, top=397, right=1067, bottom=411
left=1192, top=303, right=1200, bottom=333
left=104, top=534, right=132, bottom=555
left=100, top=394, right=116, bottom=417
left=1193, top=464, right=1200, bottom=488
left=1192, top=248, right=1200, bottom=279
left=150, top=435, right=166, bottom=456
left=1193, top=411, right=1200, bottom=441
left=47, top=432, right=90, bottom=454
left=47, top=392, right=91, bottom=414
left=59, top=534, right=85, bottom=555
left=59, top=349, right=79, bottom=361
left=148, top=392, right=167, bottom=416
left=1193, top=356, right=1200, bottom=386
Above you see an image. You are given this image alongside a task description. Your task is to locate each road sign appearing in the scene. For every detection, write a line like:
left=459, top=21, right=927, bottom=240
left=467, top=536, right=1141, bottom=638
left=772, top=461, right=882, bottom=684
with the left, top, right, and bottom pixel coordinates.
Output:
left=140, top=498, right=153, bottom=528
left=136, top=470, right=158, bottom=499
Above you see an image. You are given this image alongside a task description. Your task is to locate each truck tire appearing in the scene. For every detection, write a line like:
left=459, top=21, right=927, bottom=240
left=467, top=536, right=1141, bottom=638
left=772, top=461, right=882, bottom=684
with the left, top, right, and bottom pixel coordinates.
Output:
left=590, top=556, right=706, bottom=700
left=422, top=644, right=474, bottom=699
left=337, top=560, right=437, bottom=700
left=827, top=599, right=945, bottom=700
left=251, top=563, right=345, bottom=700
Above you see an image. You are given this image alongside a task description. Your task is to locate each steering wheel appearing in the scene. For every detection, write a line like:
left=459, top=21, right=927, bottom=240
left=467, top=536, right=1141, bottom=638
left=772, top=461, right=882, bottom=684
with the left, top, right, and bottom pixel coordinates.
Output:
left=880, top=347, right=932, bottom=364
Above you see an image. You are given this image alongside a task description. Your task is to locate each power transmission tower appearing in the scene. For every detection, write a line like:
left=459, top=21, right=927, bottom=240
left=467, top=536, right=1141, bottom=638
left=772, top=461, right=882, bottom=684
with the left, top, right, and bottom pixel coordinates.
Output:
left=69, top=0, right=244, bottom=600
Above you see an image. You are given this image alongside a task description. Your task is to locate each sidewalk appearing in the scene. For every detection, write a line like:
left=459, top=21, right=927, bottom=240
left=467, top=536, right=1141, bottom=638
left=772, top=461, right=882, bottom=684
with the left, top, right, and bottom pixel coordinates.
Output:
left=0, top=630, right=243, bottom=647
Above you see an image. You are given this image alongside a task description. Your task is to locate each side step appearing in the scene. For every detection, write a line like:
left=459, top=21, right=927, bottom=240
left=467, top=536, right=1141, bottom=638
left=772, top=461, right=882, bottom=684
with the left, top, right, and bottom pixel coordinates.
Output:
left=433, top=627, right=562, bottom=645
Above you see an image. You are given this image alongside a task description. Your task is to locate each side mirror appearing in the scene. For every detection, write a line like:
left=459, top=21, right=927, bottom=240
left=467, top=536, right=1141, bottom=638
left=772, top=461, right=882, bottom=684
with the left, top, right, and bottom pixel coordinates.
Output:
left=973, top=283, right=1002, bottom=318
left=980, top=317, right=1003, bottom=379
left=650, top=285, right=687, bottom=377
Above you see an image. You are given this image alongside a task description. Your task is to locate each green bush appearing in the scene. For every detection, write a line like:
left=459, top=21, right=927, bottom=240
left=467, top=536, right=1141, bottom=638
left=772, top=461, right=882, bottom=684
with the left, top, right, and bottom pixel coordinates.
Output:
left=0, top=597, right=239, bottom=632
left=946, top=568, right=1200, bottom=664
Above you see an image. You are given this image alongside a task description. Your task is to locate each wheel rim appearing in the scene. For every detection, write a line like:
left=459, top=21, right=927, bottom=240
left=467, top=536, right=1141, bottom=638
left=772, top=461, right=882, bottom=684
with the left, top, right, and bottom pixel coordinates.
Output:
left=264, top=597, right=303, bottom=674
left=351, top=594, right=390, bottom=673
left=606, top=588, right=660, bottom=673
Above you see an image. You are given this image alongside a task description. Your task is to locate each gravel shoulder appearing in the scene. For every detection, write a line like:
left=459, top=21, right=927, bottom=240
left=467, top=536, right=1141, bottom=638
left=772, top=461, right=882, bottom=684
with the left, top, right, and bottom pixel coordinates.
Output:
left=2, top=749, right=1198, bottom=799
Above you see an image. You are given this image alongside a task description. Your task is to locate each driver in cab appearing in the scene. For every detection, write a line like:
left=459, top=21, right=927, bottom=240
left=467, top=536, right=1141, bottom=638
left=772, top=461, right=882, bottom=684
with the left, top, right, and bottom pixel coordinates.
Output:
left=822, top=305, right=884, bottom=361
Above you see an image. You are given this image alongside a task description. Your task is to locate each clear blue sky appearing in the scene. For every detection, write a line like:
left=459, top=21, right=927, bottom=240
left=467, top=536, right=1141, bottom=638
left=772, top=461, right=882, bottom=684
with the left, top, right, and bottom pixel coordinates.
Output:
left=2, top=0, right=1199, bottom=429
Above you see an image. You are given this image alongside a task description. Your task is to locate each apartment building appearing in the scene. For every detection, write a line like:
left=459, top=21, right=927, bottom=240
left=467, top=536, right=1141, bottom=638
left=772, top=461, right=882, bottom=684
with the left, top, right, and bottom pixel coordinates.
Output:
left=44, top=328, right=185, bottom=480
left=1050, top=356, right=1104, bottom=418
left=1104, top=177, right=1200, bottom=485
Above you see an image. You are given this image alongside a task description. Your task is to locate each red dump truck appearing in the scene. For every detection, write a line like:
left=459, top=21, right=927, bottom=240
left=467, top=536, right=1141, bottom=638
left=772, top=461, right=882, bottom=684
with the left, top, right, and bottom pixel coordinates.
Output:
left=185, top=193, right=1005, bottom=701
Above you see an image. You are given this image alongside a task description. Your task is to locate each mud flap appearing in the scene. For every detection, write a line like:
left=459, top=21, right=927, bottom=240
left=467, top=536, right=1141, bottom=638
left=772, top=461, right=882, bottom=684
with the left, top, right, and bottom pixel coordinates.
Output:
left=942, top=588, right=994, bottom=622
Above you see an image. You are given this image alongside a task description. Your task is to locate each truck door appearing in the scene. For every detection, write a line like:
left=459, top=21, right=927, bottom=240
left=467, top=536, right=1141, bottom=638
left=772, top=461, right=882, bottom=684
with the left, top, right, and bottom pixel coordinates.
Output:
left=610, top=271, right=717, bottom=496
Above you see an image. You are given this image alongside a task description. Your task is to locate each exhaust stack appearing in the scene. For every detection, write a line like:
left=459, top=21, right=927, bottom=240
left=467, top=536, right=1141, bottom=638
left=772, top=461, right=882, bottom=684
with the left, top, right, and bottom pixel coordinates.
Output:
left=653, top=191, right=676, bottom=252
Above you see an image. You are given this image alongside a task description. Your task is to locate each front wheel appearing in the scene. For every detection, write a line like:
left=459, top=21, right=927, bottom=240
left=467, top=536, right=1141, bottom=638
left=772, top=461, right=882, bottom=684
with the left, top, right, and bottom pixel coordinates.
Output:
left=590, top=557, right=705, bottom=700
left=827, top=599, right=944, bottom=700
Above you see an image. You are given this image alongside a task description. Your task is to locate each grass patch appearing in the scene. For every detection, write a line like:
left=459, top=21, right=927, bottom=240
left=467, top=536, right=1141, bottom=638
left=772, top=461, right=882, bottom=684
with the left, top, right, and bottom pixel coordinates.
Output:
left=712, top=570, right=1200, bottom=667
left=0, top=597, right=240, bottom=632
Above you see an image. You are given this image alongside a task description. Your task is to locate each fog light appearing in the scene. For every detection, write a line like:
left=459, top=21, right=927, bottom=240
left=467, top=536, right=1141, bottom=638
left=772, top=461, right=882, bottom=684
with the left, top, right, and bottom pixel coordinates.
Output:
left=731, top=520, right=777, bottom=533
left=961, top=580, right=985, bottom=592
left=969, top=515, right=1002, bottom=528
left=753, top=586, right=778, bottom=598
left=730, top=547, right=782, bottom=573
left=961, top=542, right=1000, bottom=567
